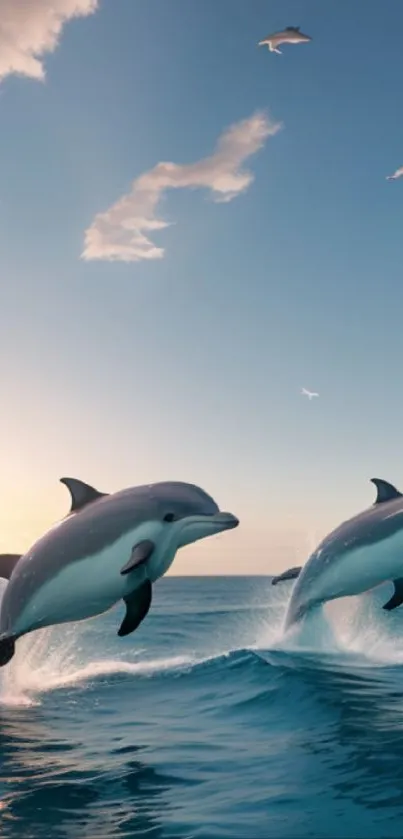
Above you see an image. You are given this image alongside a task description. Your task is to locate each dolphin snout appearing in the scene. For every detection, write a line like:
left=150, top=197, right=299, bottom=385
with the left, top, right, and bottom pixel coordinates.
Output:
left=213, top=512, right=239, bottom=529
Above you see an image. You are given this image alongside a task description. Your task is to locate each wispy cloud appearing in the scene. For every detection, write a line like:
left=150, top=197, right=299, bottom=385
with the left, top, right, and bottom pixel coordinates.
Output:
left=82, top=110, right=283, bottom=263
left=0, top=0, right=99, bottom=82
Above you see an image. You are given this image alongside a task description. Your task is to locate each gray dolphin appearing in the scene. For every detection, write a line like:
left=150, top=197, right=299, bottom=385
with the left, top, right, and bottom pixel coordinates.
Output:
left=258, top=26, right=312, bottom=55
left=282, top=478, right=403, bottom=630
left=0, top=478, right=239, bottom=666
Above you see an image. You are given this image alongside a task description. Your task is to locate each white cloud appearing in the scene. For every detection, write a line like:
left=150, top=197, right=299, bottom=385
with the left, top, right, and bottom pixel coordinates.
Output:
left=82, top=110, right=283, bottom=263
left=0, top=0, right=98, bottom=82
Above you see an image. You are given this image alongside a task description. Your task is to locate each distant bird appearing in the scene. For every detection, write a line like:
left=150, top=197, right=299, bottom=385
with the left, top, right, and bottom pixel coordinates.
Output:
left=301, top=387, right=319, bottom=400
left=258, top=26, right=312, bottom=54
left=386, top=166, right=403, bottom=181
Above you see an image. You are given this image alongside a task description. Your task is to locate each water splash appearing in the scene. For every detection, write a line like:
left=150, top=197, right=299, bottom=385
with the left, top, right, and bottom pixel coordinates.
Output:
left=1, top=574, right=402, bottom=709
left=255, top=577, right=403, bottom=669
left=0, top=624, right=192, bottom=707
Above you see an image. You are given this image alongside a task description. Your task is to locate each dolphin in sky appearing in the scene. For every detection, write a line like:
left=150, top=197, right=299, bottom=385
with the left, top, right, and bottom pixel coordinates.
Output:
left=258, top=26, right=312, bottom=55
left=0, top=478, right=239, bottom=666
left=281, top=478, right=403, bottom=631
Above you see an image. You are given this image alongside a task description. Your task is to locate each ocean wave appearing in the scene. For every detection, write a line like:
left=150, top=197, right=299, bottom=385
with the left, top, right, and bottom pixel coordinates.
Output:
left=1, top=580, right=403, bottom=710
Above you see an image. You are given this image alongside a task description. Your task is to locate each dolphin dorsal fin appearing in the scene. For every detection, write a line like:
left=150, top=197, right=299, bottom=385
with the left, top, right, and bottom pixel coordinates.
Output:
left=371, top=478, right=402, bottom=505
left=60, top=477, right=108, bottom=513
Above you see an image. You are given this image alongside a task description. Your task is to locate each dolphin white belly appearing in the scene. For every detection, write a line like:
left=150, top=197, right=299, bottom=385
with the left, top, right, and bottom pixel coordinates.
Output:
left=12, top=530, right=147, bottom=636
left=313, top=529, right=403, bottom=604
left=287, top=526, right=403, bottom=629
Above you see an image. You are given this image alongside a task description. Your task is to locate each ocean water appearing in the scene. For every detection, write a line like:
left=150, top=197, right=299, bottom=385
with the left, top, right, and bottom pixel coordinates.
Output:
left=1, top=576, right=403, bottom=838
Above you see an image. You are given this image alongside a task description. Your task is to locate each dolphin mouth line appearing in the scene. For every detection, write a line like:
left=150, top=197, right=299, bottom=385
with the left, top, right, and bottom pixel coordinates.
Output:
left=211, top=513, right=239, bottom=530
left=211, top=512, right=239, bottom=528
left=181, top=513, right=239, bottom=530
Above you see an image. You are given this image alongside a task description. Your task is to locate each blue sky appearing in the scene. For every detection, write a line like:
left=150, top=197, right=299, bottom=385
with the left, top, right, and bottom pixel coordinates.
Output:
left=0, top=0, right=403, bottom=573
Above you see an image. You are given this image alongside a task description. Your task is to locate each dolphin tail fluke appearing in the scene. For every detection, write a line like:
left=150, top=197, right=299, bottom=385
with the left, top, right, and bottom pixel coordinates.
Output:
left=0, top=554, right=21, bottom=580
left=382, top=578, right=403, bottom=611
left=272, top=566, right=302, bottom=586
left=0, top=636, right=16, bottom=667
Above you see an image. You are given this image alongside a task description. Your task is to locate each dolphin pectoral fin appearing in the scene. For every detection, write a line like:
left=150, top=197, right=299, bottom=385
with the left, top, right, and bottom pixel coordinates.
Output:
left=60, top=477, right=108, bottom=513
left=120, top=540, right=155, bottom=575
left=382, top=578, right=403, bottom=611
left=371, top=478, right=402, bottom=505
left=0, top=554, right=21, bottom=580
left=272, top=566, right=302, bottom=586
left=117, top=581, right=152, bottom=637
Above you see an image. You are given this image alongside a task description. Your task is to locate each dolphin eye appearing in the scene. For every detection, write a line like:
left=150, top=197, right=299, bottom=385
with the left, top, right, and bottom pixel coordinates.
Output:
left=163, top=512, right=176, bottom=523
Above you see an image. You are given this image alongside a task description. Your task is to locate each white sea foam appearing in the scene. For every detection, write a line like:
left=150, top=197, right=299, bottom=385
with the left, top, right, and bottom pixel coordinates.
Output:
left=255, top=577, right=403, bottom=668
left=0, top=623, right=192, bottom=707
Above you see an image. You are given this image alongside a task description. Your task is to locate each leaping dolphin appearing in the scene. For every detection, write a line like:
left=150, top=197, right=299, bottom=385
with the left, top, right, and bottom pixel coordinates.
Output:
left=258, top=26, right=312, bottom=54
left=282, top=478, right=403, bottom=630
left=0, top=478, right=239, bottom=666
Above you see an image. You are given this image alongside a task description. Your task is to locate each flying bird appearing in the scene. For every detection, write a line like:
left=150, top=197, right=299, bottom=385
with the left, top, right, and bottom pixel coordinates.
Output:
left=258, top=26, right=312, bottom=55
left=386, top=166, right=403, bottom=181
left=301, top=387, right=319, bottom=400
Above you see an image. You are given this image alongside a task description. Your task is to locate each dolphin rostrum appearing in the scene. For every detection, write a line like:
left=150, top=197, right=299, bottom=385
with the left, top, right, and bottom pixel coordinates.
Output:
left=282, top=478, right=403, bottom=630
left=258, top=26, right=312, bottom=55
left=0, top=478, right=239, bottom=666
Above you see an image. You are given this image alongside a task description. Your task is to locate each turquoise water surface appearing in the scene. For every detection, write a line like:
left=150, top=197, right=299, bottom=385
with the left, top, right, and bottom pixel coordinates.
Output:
left=0, top=575, right=403, bottom=838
